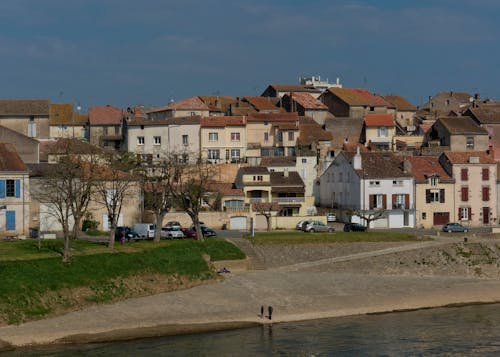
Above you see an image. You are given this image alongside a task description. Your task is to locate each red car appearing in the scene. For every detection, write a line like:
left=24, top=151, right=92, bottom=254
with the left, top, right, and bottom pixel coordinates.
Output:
left=181, top=228, right=197, bottom=238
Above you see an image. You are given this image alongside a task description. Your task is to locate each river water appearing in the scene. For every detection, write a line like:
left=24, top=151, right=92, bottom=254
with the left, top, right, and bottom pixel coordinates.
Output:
left=5, top=303, right=500, bottom=356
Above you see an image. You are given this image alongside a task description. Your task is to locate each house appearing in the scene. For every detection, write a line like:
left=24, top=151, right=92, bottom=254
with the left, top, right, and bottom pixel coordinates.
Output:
left=147, top=97, right=210, bottom=119
left=88, top=105, right=124, bottom=150
left=324, top=117, right=364, bottom=159
left=319, top=88, right=391, bottom=119
left=0, top=99, right=50, bottom=139
left=424, top=116, right=489, bottom=152
left=319, top=148, right=415, bottom=228
left=242, top=96, right=282, bottom=113
left=418, top=91, right=474, bottom=120
left=0, top=125, right=39, bottom=163
left=464, top=103, right=500, bottom=161
left=198, top=96, right=238, bottom=116
left=41, top=138, right=103, bottom=164
left=280, top=92, right=334, bottom=125
left=0, top=143, right=30, bottom=236
left=200, top=116, right=246, bottom=164
left=362, top=114, right=395, bottom=151
left=406, top=156, right=455, bottom=228
left=382, top=94, right=417, bottom=130
left=125, top=116, right=200, bottom=164
left=49, top=103, right=88, bottom=140
left=439, top=151, right=497, bottom=227
left=261, top=84, right=322, bottom=99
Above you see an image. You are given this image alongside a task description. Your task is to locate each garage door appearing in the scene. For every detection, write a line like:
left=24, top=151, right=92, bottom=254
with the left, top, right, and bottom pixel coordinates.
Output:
left=433, top=212, right=449, bottom=226
left=230, top=216, right=247, bottom=230
left=255, top=215, right=268, bottom=230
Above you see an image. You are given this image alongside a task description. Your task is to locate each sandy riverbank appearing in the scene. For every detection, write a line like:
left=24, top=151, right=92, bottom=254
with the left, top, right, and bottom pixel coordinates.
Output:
left=1, top=238, right=500, bottom=351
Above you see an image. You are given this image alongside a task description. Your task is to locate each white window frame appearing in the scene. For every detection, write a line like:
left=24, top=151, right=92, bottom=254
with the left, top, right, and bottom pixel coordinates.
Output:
left=208, top=149, right=220, bottom=160
left=375, top=194, right=384, bottom=209
left=209, top=132, right=218, bottom=142
left=230, top=132, right=241, bottom=142
left=153, top=136, right=161, bottom=145
left=137, top=136, right=145, bottom=145
left=230, top=149, right=240, bottom=159
left=430, top=190, right=440, bottom=203
left=182, top=135, right=188, bottom=145
left=460, top=207, right=469, bottom=221
left=378, top=126, right=388, bottom=137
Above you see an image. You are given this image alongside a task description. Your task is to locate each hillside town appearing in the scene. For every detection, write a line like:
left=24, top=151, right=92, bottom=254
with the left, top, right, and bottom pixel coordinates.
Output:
left=2, top=75, right=500, bottom=237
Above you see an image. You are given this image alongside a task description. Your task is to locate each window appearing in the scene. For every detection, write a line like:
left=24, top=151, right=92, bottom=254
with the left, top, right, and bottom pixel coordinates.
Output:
left=182, top=135, right=188, bottom=145
left=288, top=131, right=294, bottom=141
left=369, top=181, right=380, bottom=186
left=461, top=168, right=468, bottom=181
left=370, top=106, right=375, bottom=111
left=482, top=168, right=489, bottom=181
left=153, top=136, right=161, bottom=145
left=6, top=180, right=15, bottom=197
left=137, top=136, right=145, bottom=145
left=339, top=172, right=343, bottom=182
left=231, top=132, right=240, bottom=141
left=422, top=212, right=427, bottom=220
left=461, top=186, right=468, bottom=201
left=209, top=132, right=218, bottom=141
left=393, top=180, right=403, bottom=186
left=426, top=189, right=445, bottom=203
left=208, top=149, right=220, bottom=160
left=460, top=207, right=470, bottom=221
left=466, top=137, right=474, bottom=150
left=370, top=194, right=385, bottom=209
left=264, top=132, right=269, bottom=142
left=278, top=132, right=283, bottom=142
left=429, top=176, right=439, bottom=186
left=302, top=158, right=307, bottom=163
left=378, top=127, right=388, bottom=137
left=253, top=175, right=263, bottom=181
left=28, top=120, right=37, bottom=137
left=393, top=194, right=406, bottom=209
left=482, top=186, right=490, bottom=201
left=230, top=149, right=240, bottom=159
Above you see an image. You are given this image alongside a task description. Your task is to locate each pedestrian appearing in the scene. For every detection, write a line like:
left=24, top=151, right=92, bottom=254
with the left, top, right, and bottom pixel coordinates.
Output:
left=268, top=305, right=273, bottom=320
left=260, top=305, right=264, bottom=318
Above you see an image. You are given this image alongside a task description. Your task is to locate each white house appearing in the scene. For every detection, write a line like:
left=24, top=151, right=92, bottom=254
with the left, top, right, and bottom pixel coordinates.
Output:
left=319, top=147, right=415, bottom=228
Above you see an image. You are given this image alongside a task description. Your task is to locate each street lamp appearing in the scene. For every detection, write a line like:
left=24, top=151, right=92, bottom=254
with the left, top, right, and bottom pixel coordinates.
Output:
left=74, top=102, right=81, bottom=138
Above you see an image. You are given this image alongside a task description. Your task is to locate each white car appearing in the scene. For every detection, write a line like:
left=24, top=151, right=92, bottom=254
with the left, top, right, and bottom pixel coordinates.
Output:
left=303, top=221, right=334, bottom=233
left=160, top=227, right=184, bottom=239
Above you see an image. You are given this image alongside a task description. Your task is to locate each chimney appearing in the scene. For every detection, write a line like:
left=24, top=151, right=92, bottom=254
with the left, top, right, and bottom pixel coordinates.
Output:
left=353, top=146, right=362, bottom=170
left=284, top=168, right=289, bottom=178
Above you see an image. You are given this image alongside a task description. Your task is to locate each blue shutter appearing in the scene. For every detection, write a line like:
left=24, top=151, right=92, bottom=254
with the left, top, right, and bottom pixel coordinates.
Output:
left=0, top=180, right=5, bottom=198
left=15, top=179, right=20, bottom=198
left=6, top=211, right=15, bottom=230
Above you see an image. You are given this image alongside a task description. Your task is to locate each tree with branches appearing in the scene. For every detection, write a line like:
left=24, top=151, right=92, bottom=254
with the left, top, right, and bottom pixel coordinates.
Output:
left=252, top=202, right=280, bottom=231
left=346, top=209, right=386, bottom=231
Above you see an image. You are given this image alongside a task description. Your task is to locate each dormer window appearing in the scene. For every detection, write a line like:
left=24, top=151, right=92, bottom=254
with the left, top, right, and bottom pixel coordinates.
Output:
left=430, top=176, right=439, bottom=186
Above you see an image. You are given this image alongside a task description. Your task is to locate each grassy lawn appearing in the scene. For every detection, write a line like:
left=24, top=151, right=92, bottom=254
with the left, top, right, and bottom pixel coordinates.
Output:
left=247, top=231, right=430, bottom=244
left=0, top=238, right=244, bottom=325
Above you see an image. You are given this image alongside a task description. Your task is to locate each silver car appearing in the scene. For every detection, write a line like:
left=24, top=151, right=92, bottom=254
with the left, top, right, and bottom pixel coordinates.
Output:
left=303, top=221, right=334, bottom=233
left=160, top=227, right=185, bottom=239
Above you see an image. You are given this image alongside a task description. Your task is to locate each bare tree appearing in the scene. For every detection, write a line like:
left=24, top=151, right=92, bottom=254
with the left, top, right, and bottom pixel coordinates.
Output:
left=169, top=161, right=216, bottom=241
left=346, top=209, right=386, bottom=231
left=94, top=152, right=139, bottom=249
left=252, top=202, right=280, bottom=231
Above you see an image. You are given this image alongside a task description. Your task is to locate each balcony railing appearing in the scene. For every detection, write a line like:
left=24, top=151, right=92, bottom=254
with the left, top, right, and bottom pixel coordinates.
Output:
left=249, top=198, right=265, bottom=203
left=272, top=197, right=305, bottom=203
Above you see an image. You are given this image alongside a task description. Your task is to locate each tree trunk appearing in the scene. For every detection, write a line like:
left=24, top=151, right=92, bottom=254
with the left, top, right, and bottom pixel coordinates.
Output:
left=62, top=224, right=71, bottom=264
left=154, top=212, right=166, bottom=243
left=193, top=220, right=204, bottom=242
left=266, top=216, right=271, bottom=231
left=108, top=227, right=116, bottom=249
left=72, top=216, right=82, bottom=240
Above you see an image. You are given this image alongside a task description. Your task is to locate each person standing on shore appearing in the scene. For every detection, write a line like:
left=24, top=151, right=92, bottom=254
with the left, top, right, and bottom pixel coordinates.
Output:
left=268, top=306, right=273, bottom=320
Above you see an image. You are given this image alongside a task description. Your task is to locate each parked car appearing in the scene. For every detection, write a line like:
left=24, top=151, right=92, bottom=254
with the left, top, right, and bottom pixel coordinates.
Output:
left=296, top=220, right=310, bottom=231
left=326, top=213, right=336, bottom=222
left=442, top=223, right=468, bottom=233
left=164, top=221, right=182, bottom=230
left=115, top=226, right=140, bottom=242
left=343, top=223, right=367, bottom=232
left=133, top=223, right=156, bottom=239
left=160, top=227, right=185, bottom=239
left=191, top=225, right=217, bottom=238
left=303, top=221, right=334, bottom=233
left=181, top=228, right=197, bottom=238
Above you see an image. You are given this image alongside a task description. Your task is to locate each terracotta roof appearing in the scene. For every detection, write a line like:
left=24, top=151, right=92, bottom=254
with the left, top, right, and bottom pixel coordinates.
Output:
left=326, top=88, right=391, bottom=107
left=200, top=116, right=245, bottom=127
left=153, top=97, right=210, bottom=112
left=49, top=103, right=88, bottom=126
left=442, top=151, right=495, bottom=165
left=343, top=151, right=412, bottom=179
left=246, top=112, right=299, bottom=122
left=382, top=95, right=416, bottom=111
left=274, top=122, right=298, bottom=130
left=342, top=143, right=369, bottom=152
left=298, top=117, right=332, bottom=144
left=266, top=84, right=321, bottom=93
left=0, top=99, right=50, bottom=116
left=243, top=96, right=281, bottom=111
left=0, top=142, right=27, bottom=171
left=437, top=116, right=488, bottom=135
left=419, top=122, right=434, bottom=133
left=89, top=105, right=123, bottom=125
left=364, top=114, right=394, bottom=127
left=239, top=166, right=269, bottom=175
left=43, top=138, right=103, bottom=156
left=466, top=104, right=500, bottom=124
left=198, top=96, right=236, bottom=112
left=325, top=117, right=364, bottom=149
left=270, top=171, right=304, bottom=187
left=208, top=182, right=244, bottom=197
left=127, top=116, right=201, bottom=127
left=260, top=156, right=296, bottom=167
left=287, top=92, right=328, bottom=110
left=406, top=156, right=453, bottom=183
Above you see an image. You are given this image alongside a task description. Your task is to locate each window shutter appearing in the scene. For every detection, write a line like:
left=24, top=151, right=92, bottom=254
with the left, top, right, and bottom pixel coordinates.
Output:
left=0, top=180, right=5, bottom=198
left=482, top=168, right=489, bottom=181
left=382, top=195, right=387, bottom=209
left=483, top=187, right=490, bottom=201
left=6, top=211, right=15, bottom=230
left=405, top=194, right=410, bottom=209
left=392, top=194, right=397, bottom=208
left=15, top=179, right=20, bottom=198
left=458, top=208, right=461, bottom=219
left=468, top=207, right=472, bottom=220
left=369, top=195, right=374, bottom=209
left=461, top=187, right=468, bottom=201
left=440, top=189, right=445, bottom=203
left=426, top=189, right=431, bottom=203
left=461, top=168, right=468, bottom=181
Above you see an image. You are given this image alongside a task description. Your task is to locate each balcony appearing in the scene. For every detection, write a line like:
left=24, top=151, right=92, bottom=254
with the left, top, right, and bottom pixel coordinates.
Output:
left=272, top=197, right=305, bottom=203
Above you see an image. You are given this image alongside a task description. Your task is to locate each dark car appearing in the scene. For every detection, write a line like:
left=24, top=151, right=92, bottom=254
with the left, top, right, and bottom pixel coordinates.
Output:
left=343, top=223, right=367, bottom=232
left=115, top=226, right=140, bottom=241
left=181, top=228, right=197, bottom=238
left=442, top=223, right=468, bottom=233
left=191, top=225, right=217, bottom=238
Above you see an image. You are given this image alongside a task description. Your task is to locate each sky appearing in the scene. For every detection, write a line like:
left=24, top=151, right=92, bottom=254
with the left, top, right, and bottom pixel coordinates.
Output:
left=0, top=0, right=499, bottom=111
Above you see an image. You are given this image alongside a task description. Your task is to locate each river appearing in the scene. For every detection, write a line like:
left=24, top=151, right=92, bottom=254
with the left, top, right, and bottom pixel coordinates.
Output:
left=5, top=303, right=500, bottom=356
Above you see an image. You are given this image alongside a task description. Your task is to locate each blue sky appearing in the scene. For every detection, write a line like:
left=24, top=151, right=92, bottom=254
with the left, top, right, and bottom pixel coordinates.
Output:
left=0, top=0, right=499, bottom=110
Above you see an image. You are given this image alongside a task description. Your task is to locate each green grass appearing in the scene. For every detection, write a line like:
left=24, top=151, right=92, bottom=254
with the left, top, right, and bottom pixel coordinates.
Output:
left=0, top=238, right=245, bottom=324
left=247, top=231, right=428, bottom=244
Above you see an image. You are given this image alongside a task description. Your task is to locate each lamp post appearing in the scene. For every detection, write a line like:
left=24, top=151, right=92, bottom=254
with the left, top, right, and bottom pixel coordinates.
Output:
left=74, top=103, right=81, bottom=138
